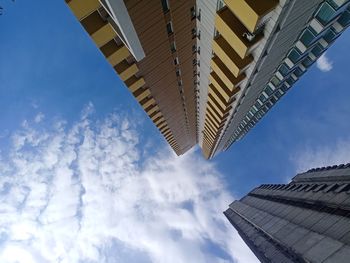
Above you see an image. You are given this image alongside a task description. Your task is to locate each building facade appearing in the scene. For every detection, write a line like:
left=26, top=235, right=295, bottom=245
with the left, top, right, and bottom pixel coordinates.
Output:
left=65, top=0, right=350, bottom=159
left=224, top=164, right=350, bottom=263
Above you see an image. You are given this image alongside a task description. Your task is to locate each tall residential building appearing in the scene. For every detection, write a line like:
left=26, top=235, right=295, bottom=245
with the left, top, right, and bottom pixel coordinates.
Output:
left=224, top=163, right=350, bottom=263
left=65, top=0, right=350, bottom=159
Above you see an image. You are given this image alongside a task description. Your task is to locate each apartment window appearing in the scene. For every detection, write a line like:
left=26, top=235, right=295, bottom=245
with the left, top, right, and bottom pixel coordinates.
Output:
left=259, top=93, right=268, bottom=103
left=315, top=2, right=336, bottom=26
left=161, top=0, right=169, bottom=13
left=338, top=10, right=350, bottom=27
left=288, top=48, right=302, bottom=64
left=302, top=56, right=314, bottom=68
left=311, top=43, right=324, bottom=57
left=176, top=68, right=181, bottom=77
left=286, top=76, right=296, bottom=86
left=328, top=0, right=347, bottom=9
left=166, top=22, right=173, bottom=35
left=300, top=28, right=316, bottom=47
left=278, top=63, right=289, bottom=77
left=264, top=85, right=274, bottom=96
left=174, top=57, right=179, bottom=65
left=190, top=6, right=196, bottom=20
left=170, top=41, right=176, bottom=53
left=293, top=67, right=304, bottom=77
left=323, top=27, right=338, bottom=43
left=271, top=76, right=281, bottom=87
left=192, top=28, right=197, bottom=39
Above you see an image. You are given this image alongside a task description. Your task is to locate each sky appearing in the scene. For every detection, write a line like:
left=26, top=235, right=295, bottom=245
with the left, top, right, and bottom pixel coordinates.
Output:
left=0, top=1, right=350, bottom=263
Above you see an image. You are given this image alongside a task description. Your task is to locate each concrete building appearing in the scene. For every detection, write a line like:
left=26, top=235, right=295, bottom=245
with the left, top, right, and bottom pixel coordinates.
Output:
left=65, top=0, right=350, bottom=158
left=224, top=163, right=350, bottom=263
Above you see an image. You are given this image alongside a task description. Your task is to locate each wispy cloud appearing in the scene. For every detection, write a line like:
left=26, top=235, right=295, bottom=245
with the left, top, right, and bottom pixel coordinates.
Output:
left=291, top=137, right=350, bottom=173
left=0, top=104, right=257, bottom=263
left=34, top=112, right=45, bottom=123
left=316, top=53, right=333, bottom=72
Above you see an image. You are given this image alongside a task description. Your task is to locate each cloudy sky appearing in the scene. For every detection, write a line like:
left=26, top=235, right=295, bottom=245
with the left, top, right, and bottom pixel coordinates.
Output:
left=0, top=1, right=350, bottom=263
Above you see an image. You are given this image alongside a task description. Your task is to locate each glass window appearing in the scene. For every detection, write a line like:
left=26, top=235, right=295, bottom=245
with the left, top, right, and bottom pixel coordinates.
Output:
left=271, top=76, right=281, bottom=87
left=315, top=2, right=336, bottom=26
left=161, top=0, right=169, bottom=13
left=294, top=67, right=304, bottom=77
left=278, top=63, right=290, bottom=77
left=190, top=6, right=196, bottom=20
left=265, top=101, right=273, bottom=109
left=311, top=43, right=324, bottom=57
left=327, top=0, right=347, bottom=10
left=281, top=84, right=289, bottom=92
left=170, top=41, right=176, bottom=53
left=255, top=101, right=262, bottom=109
left=302, top=56, right=314, bottom=67
left=300, top=28, right=316, bottom=47
left=265, top=85, right=274, bottom=96
left=288, top=48, right=302, bottom=63
left=324, top=27, right=338, bottom=43
left=286, top=76, right=296, bottom=86
left=270, top=96, right=277, bottom=104
left=174, top=57, right=179, bottom=65
left=166, top=22, right=173, bottom=34
left=338, top=11, right=350, bottom=27
left=259, top=93, right=268, bottom=103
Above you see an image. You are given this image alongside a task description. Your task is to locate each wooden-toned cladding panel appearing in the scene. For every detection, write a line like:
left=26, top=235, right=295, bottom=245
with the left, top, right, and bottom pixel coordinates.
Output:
left=225, top=0, right=278, bottom=33
left=215, top=6, right=262, bottom=58
left=66, top=0, right=100, bottom=20
left=81, top=11, right=116, bottom=47
left=141, top=97, right=156, bottom=110
left=211, top=55, right=246, bottom=90
left=125, top=77, right=145, bottom=93
left=115, top=60, right=139, bottom=81
left=213, top=36, right=253, bottom=77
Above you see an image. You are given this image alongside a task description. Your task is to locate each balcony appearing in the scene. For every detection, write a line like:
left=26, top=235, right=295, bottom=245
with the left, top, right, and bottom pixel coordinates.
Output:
left=215, top=7, right=263, bottom=58
left=225, top=0, right=278, bottom=33
left=115, top=60, right=139, bottom=81
left=208, top=84, right=230, bottom=110
left=81, top=11, right=116, bottom=47
left=66, top=0, right=100, bottom=20
left=100, top=40, right=130, bottom=66
left=211, top=55, right=246, bottom=91
left=125, top=76, right=145, bottom=93
left=212, top=36, right=253, bottom=77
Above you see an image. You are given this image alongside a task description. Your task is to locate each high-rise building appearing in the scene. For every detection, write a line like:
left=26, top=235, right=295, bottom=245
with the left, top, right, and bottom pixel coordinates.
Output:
left=65, top=0, right=350, bottom=159
left=224, top=163, right=350, bottom=263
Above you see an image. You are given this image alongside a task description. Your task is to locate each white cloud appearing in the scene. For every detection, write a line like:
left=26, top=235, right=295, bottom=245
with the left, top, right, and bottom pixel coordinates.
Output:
left=316, top=53, right=333, bottom=72
left=34, top=112, right=45, bottom=123
left=0, top=105, right=257, bottom=263
left=291, top=137, right=350, bottom=173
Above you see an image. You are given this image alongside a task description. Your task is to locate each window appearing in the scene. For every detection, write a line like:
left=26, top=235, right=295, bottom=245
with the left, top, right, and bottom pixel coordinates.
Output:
left=176, top=69, right=181, bottom=77
left=166, top=22, right=173, bottom=35
left=281, top=84, right=289, bottom=92
left=323, top=27, right=338, bottom=43
left=271, top=76, right=281, bottom=87
left=161, top=0, right=169, bottom=13
left=170, top=41, right=176, bottom=53
left=302, top=56, right=314, bottom=68
left=192, top=28, right=197, bottom=39
left=300, top=28, right=316, bottom=47
left=278, top=63, right=290, bottom=77
left=311, top=43, right=324, bottom=57
left=293, top=67, right=304, bottom=77
left=192, top=44, right=197, bottom=54
left=174, top=57, right=179, bottom=65
left=259, top=93, right=268, bottom=103
left=328, top=0, right=347, bottom=10
left=190, top=6, right=196, bottom=20
left=265, top=85, right=274, bottom=96
left=288, top=48, right=302, bottom=64
left=286, top=76, right=296, bottom=86
left=315, top=2, right=336, bottom=26
left=338, top=10, right=350, bottom=27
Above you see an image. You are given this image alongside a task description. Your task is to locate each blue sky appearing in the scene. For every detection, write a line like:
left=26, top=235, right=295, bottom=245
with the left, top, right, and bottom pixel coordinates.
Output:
left=0, top=1, right=350, bottom=263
